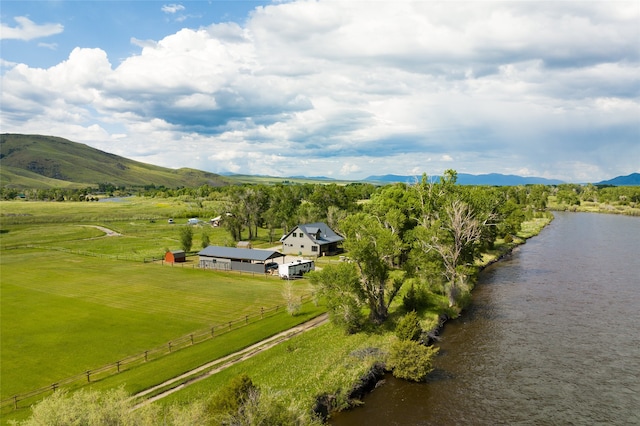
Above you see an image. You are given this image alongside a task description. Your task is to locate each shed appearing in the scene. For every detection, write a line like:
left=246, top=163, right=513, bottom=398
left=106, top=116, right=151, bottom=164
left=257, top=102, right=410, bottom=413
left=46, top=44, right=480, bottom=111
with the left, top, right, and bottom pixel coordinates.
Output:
left=236, top=241, right=252, bottom=249
left=198, top=246, right=285, bottom=273
left=165, top=250, right=186, bottom=263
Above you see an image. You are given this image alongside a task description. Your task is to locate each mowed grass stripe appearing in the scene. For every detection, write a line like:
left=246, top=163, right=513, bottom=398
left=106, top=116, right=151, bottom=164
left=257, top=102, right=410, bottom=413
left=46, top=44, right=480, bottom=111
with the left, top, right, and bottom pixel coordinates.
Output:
left=1, top=249, right=309, bottom=399
left=2, top=250, right=302, bottom=323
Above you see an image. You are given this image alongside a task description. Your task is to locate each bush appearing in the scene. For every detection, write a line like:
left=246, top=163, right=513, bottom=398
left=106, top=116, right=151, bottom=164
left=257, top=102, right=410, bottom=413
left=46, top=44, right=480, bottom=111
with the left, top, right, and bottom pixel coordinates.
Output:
left=395, top=311, right=422, bottom=342
left=387, top=340, right=438, bottom=382
left=209, top=374, right=256, bottom=416
left=219, top=387, right=323, bottom=426
left=17, top=387, right=159, bottom=425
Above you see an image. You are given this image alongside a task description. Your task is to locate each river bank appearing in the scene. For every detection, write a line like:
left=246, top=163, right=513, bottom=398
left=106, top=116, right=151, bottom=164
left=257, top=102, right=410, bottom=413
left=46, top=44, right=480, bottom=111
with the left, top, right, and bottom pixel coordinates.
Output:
left=331, top=212, right=640, bottom=425
left=318, top=214, right=554, bottom=420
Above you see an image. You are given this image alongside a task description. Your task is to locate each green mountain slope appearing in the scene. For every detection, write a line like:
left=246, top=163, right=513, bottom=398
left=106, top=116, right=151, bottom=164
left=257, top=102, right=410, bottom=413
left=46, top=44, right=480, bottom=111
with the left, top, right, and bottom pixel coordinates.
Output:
left=0, top=134, right=230, bottom=189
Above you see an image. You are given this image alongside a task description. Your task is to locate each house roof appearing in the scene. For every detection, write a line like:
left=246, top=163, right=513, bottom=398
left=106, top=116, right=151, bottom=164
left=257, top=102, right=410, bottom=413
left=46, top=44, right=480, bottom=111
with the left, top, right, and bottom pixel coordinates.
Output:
left=170, top=250, right=185, bottom=256
left=280, top=222, right=344, bottom=245
left=198, top=246, right=284, bottom=262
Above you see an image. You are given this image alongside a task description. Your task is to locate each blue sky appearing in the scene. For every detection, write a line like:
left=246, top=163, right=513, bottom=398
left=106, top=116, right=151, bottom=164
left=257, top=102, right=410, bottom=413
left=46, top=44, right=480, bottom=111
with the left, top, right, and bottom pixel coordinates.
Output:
left=1, top=1, right=639, bottom=182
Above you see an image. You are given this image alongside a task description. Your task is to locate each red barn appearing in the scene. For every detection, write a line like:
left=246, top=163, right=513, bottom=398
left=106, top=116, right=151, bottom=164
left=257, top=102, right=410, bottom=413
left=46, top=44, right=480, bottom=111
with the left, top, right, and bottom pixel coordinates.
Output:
left=165, top=250, right=186, bottom=263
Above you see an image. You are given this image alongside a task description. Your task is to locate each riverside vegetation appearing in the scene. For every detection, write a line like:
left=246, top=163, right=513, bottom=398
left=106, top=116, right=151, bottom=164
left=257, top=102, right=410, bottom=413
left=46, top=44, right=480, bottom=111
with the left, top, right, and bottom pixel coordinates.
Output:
left=2, top=173, right=562, bottom=424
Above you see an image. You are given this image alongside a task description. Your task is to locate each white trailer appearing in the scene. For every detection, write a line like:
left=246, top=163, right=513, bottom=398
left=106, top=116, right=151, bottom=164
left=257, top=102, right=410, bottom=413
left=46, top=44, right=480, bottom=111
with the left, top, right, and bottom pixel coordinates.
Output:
left=278, top=259, right=315, bottom=279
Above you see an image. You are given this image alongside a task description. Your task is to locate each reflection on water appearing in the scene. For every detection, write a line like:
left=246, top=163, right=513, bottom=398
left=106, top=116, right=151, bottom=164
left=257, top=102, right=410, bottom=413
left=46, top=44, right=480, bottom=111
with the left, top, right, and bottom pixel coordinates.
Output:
left=331, top=213, right=640, bottom=425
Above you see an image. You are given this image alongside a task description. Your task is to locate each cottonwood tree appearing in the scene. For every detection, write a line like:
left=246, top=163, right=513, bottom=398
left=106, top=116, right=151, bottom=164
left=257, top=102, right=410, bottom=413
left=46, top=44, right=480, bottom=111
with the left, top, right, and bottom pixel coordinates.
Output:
left=428, top=199, right=484, bottom=307
left=179, top=225, right=194, bottom=252
left=308, top=262, right=365, bottom=333
left=340, top=213, right=403, bottom=324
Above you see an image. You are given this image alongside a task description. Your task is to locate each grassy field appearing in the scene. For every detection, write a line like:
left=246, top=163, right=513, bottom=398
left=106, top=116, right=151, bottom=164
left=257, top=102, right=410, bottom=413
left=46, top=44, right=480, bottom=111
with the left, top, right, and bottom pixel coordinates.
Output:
left=0, top=200, right=311, bottom=409
left=547, top=196, right=640, bottom=216
left=1, top=248, right=312, bottom=397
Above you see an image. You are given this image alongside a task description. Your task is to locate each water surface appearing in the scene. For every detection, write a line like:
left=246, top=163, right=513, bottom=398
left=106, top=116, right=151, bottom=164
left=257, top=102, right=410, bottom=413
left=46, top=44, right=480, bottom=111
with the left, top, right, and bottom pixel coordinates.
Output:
left=331, top=212, right=640, bottom=425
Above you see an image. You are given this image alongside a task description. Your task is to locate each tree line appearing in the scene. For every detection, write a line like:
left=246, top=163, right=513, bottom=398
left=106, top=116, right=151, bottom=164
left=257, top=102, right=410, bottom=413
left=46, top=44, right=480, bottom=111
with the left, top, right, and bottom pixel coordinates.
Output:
left=309, top=170, right=551, bottom=331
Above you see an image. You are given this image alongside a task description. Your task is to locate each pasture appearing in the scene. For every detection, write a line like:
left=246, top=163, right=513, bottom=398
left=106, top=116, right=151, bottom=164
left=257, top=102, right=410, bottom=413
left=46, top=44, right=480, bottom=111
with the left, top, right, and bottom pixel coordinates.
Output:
left=0, top=199, right=309, bottom=404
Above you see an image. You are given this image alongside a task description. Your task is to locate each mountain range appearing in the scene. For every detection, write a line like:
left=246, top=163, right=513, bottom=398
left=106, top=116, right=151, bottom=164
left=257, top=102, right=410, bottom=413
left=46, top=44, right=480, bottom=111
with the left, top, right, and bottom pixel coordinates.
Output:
left=1, top=134, right=637, bottom=188
left=363, top=173, right=565, bottom=186
left=0, top=134, right=229, bottom=189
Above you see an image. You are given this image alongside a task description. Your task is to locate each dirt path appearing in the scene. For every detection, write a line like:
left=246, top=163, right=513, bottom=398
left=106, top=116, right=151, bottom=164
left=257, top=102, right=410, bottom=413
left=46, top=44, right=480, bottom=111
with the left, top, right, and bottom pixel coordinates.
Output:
left=132, top=313, right=328, bottom=409
left=83, top=225, right=122, bottom=237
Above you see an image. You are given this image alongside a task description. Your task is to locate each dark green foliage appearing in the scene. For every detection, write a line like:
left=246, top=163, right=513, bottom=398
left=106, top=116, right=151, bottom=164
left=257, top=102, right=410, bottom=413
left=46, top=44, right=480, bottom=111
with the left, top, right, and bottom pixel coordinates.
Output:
left=179, top=225, right=194, bottom=252
left=209, top=374, right=256, bottom=416
left=387, top=340, right=438, bottom=382
left=395, top=311, right=422, bottom=341
left=201, top=230, right=210, bottom=248
left=308, top=263, right=365, bottom=334
left=402, top=279, right=431, bottom=311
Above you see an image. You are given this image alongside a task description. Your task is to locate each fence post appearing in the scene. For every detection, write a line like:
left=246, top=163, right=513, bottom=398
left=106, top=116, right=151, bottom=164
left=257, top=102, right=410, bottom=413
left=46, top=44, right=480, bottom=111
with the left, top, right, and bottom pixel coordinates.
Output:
left=228, top=321, right=232, bottom=330
left=190, top=334, right=194, bottom=345
left=211, top=327, right=215, bottom=337
left=168, top=342, right=172, bottom=353
left=13, top=395, right=18, bottom=410
left=116, top=360, right=121, bottom=373
left=52, top=383, right=58, bottom=392
left=245, top=315, right=248, bottom=324
left=144, top=350, right=148, bottom=362
left=86, top=370, right=91, bottom=383
left=261, top=307, right=264, bottom=318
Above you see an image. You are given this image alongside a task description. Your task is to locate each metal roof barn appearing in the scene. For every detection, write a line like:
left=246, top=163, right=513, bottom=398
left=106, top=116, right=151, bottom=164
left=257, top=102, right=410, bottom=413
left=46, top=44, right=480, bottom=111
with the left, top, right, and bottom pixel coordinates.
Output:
left=198, top=246, right=285, bottom=274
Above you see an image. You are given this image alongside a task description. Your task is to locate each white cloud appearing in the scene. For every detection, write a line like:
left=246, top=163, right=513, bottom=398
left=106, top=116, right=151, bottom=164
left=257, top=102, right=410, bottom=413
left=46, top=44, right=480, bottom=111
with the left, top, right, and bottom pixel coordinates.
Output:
left=1, top=1, right=638, bottom=182
left=161, top=4, right=185, bottom=14
left=37, top=42, right=58, bottom=50
left=0, top=16, right=63, bottom=41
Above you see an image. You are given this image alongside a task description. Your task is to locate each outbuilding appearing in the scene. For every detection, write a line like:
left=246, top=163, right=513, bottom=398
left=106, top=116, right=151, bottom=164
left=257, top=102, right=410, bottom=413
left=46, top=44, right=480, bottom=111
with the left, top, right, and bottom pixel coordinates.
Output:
left=198, top=246, right=285, bottom=273
left=165, top=250, right=186, bottom=263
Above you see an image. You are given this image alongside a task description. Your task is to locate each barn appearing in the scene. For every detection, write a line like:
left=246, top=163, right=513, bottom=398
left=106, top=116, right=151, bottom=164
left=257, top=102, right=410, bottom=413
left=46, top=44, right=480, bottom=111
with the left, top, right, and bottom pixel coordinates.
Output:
left=198, top=246, right=285, bottom=273
left=165, top=250, right=186, bottom=263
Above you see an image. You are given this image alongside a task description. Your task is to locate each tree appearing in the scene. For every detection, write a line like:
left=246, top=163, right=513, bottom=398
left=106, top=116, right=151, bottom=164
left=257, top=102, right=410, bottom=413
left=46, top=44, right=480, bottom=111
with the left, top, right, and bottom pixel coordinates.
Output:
left=201, top=230, right=210, bottom=249
left=309, top=262, right=365, bottom=333
left=340, top=213, right=402, bottom=324
left=428, top=200, right=484, bottom=307
left=179, top=225, right=194, bottom=252
left=395, top=310, right=422, bottom=341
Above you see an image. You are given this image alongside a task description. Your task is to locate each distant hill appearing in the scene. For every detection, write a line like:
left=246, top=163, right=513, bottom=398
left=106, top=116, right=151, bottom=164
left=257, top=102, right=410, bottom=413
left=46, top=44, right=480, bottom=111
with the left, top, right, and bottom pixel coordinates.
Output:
left=364, top=173, right=564, bottom=186
left=595, top=173, right=640, bottom=186
left=0, top=134, right=229, bottom=189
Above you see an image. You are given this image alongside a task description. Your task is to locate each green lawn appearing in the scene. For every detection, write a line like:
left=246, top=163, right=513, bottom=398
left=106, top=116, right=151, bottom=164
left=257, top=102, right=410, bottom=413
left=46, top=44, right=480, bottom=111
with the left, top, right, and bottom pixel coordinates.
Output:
left=1, top=248, right=310, bottom=399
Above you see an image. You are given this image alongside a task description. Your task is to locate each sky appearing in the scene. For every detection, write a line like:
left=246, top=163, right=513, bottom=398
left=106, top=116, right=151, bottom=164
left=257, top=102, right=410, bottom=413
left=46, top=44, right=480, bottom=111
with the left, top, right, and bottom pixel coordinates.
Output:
left=1, top=1, right=639, bottom=182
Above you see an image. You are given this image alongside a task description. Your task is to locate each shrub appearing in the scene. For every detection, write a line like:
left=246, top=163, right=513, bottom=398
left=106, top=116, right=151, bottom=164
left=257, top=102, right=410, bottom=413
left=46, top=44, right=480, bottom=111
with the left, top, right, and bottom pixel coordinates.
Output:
left=387, top=340, right=438, bottom=382
left=395, top=311, right=422, bottom=342
left=209, top=374, right=256, bottom=416
left=17, top=387, right=159, bottom=425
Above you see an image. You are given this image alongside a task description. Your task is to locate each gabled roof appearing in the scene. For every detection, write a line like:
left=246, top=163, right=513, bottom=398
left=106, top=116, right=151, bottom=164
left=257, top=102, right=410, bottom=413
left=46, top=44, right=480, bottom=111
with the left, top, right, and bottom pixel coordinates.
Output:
left=280, top=222, right=344, bottom=245
left=198, top=246, right=284, bottom=262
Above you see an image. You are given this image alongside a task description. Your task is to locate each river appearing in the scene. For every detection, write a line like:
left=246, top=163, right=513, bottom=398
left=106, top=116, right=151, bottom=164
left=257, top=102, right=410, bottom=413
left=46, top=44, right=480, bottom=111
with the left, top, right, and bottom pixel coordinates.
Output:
left=331, top=212, right=640, bottom=425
